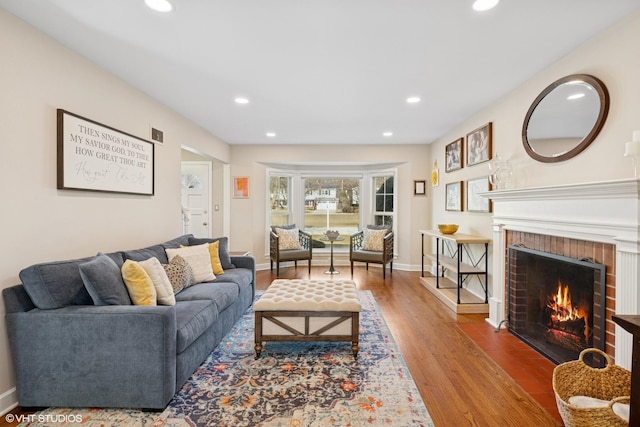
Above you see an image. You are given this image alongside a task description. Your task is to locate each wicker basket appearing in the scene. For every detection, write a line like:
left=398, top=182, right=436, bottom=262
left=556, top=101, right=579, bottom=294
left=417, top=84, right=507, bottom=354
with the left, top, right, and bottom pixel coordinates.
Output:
left=553, top=348, right=631, bottom=427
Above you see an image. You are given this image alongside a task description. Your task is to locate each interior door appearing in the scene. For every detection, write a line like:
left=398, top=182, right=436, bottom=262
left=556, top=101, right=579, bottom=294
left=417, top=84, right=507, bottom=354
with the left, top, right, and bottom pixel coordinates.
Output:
left=181, top=161, right=212, bottom=238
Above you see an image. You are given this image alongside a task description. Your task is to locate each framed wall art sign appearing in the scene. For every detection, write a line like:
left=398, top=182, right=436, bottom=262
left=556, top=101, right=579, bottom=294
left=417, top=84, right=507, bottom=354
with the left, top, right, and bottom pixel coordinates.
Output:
left=414, top=180, right=426, bottom=195
left=445, top=138, right=463, bottom=172
left=445, top=181, right=463, bottom=211
left=57, top=109, right=154, bottom=195
left=467, top=176, right=491, bottom=212
left=466, top=122, right=492, bottom=166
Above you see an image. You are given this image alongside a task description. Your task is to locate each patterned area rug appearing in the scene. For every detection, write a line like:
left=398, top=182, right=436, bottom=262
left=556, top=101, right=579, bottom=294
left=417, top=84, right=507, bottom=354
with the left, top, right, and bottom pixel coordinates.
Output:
left=19, top=291, right=433, bottom=427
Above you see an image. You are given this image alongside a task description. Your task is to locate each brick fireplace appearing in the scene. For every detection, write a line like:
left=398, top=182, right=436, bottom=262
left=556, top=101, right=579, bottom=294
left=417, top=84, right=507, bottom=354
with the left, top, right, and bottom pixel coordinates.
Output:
left=506, top=231, right=614, bottom=364
left=485, top=178, right=640, bottom=369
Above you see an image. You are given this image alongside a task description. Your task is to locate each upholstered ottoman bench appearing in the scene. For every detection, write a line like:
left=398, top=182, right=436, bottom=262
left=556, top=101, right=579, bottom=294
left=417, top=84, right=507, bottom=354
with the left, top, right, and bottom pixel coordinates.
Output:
left=253, top=279, right=362, bottom=358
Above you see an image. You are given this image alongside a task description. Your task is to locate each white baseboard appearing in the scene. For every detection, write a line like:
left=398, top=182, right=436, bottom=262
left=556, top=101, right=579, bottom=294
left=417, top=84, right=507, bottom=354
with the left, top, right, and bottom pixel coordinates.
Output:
left=0, top=387, right=18, bottom=417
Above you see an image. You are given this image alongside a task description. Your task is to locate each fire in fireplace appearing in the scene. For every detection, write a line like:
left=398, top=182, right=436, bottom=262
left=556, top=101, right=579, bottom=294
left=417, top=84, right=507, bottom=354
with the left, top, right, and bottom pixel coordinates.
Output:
left=507, top=246, right=606, bottom=366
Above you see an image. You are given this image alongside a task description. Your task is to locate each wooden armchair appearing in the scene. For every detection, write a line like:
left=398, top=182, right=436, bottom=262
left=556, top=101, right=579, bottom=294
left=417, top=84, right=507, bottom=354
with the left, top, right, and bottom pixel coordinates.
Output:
left=269, top=225, right=313, bottom=276
left=350, top=227, right=394, bottom=278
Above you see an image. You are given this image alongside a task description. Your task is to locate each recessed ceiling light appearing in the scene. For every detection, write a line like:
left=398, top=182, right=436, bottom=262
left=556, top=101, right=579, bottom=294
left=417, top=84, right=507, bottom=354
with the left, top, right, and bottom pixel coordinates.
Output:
left=406, top=96, right=421, bottom=104
left=383, top=132, right=393, bottom=137
left=472, top=0, right=499, bottom=12
left=234, top=97, right=250, bottom=104
left=567, top=93, right=586, bottom=100
left=145, top=0, right=173, bottom=13
left=266, top=132, right=276, bottom=137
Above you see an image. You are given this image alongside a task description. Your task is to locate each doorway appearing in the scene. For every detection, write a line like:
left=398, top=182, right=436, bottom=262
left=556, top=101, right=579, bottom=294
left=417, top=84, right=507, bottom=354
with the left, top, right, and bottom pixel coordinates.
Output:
left=181, top=161, right=212, bottom=238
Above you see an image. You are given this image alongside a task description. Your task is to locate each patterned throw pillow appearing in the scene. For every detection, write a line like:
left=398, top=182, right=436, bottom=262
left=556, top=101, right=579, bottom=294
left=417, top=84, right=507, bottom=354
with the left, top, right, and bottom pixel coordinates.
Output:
left=162, top=255, right=195, bottom=294
left=276, top=227, right=302, bottom=250
left=362, top=228, right=387, bottom=252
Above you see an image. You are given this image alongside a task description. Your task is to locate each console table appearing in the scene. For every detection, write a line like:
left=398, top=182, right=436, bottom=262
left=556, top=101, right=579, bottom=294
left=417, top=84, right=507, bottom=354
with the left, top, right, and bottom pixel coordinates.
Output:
left=419, top=230, right=490, bottom=313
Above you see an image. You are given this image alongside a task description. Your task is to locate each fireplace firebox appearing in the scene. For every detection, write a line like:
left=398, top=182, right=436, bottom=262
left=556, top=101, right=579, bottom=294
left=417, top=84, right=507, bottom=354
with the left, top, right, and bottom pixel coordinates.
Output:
left=507, top=245, right=606, bottom=366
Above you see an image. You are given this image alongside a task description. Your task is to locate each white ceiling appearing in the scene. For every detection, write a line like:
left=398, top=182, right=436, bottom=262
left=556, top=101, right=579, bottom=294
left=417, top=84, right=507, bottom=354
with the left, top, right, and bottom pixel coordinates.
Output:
left=2, top=0, right=639, bottom=145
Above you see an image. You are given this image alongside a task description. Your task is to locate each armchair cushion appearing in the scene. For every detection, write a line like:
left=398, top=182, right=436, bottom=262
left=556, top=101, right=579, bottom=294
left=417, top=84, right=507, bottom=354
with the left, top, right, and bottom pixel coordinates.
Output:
left=362, top=228, right=388, bottom=251
left=275, top=227, right=302, bottom=250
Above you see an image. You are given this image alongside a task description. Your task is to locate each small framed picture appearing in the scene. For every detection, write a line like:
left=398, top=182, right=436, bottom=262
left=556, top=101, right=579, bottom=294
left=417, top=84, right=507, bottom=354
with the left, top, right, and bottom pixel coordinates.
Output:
left=445, top=138, right=463, bottom=172
left=233, top=176, right=250, bottom=198
left=414, top=180, right=426, bottom=195
left=467, top=176, right=491, bottom=212
left=466, top=122, right=492, bottom=166
left=445, top=181, right=463, bottom=211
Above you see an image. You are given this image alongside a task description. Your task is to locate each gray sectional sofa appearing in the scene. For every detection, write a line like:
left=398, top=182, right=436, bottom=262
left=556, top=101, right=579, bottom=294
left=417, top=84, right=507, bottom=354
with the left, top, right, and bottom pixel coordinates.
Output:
left=2, top=234, right=255, bottom=409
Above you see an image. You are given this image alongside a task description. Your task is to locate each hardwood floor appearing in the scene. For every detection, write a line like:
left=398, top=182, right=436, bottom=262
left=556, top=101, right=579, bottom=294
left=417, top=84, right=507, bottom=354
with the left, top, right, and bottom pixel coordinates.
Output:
left=260, top=266, right=560, bottom=427
left=1, top=266, right=561, bottom=427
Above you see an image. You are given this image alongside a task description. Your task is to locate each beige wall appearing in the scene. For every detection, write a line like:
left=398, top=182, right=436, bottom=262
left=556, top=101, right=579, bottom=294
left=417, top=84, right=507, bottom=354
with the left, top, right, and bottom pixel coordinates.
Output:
left=429, top=10, right=640, bottom=240
left=229, top=144, right=431, bottom=269
left=0, top=9, right=229, bottom=412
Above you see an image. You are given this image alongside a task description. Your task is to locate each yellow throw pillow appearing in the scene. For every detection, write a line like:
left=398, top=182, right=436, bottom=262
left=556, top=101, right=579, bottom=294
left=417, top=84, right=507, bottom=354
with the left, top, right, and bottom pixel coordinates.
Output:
left=208, top=240, right=225, bottom=276
left=121, top=260, right=157, bottom=306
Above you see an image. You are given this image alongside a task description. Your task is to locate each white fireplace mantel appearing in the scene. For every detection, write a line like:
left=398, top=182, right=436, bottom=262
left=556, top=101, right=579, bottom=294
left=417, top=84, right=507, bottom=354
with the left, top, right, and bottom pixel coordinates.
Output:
left=483, top=178, right=640, bottom=369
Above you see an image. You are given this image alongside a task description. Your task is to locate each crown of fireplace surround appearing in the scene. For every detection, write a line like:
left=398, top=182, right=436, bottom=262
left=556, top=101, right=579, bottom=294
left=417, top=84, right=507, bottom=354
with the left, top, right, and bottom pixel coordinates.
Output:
left=485, top=178, right=640, bottom=370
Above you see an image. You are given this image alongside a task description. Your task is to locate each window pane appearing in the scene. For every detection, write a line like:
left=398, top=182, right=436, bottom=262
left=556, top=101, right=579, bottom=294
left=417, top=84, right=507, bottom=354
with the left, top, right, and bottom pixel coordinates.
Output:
left=269, top=176, right=290, bottom=226
left=373, top=175, right=394, bottom=228
left=304, top=177, right=360, bottom=250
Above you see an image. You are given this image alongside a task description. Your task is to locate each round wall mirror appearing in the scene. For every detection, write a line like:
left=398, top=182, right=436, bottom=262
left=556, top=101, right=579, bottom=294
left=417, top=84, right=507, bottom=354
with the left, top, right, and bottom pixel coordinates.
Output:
left=522, top=74, right=609, bottom=163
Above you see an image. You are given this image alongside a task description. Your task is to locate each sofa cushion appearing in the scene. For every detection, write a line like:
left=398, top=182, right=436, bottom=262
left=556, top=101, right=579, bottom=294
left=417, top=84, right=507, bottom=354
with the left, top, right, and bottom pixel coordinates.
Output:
left=212, top=268, right=253, bottom=289
left=79, top=254, right=132, bottom=306
left=122, top=244, right=168, bottom=264
left=165, top=244, right=215, bottom=284
left=188, top=237, right=235, bottom=270
left=121, top=260, right=157, bottom=306
left=139, top=257, right=176, bottom=305
left=19, top=254, right=113, bottom=309
left=175, top=299, right=218, bottom=353
left=162, top=234, right=193, bottom=250
left=163, top=255, right=194, bottom=294
left=175, top=282, right=239, bottom=314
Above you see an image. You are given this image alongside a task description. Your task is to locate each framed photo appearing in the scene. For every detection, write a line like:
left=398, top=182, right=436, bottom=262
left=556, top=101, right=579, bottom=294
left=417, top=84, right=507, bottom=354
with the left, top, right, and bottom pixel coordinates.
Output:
left=414, top=180, right=426, bottom=195
left=233, top=176, right=250, bottom=198
left=466, top=122, right=492, bottom=166
left=445, top=181, right=463, bottom=211
left=57, top=109, right=154, bottom=195
left=445, top=138, right=463, bottom=172
left=467, top=176, right=491, bottom=212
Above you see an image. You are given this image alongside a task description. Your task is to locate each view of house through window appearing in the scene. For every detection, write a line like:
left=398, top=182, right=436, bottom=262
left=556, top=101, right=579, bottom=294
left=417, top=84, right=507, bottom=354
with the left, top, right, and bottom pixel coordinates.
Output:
left=303, top=178, right=360, bottom=249
left=267, top=169, right=396, bottom=253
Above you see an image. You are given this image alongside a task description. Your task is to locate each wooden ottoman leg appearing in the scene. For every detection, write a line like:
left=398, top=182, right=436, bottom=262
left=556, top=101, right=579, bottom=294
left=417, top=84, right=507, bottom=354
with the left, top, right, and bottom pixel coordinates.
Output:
left=351, top=312, right=360, bottom=358
left=255, top=311, right=263, bottom=359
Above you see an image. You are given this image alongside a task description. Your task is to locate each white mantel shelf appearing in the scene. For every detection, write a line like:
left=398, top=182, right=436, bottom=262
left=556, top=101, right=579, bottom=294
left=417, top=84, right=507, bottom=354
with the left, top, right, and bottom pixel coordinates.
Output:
left=482, top=178, right=640, bottom=369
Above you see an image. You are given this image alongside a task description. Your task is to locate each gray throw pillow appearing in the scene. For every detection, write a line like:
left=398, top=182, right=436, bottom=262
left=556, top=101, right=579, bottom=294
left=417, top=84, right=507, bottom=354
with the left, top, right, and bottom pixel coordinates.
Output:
left=79, top=254, right=132, bottom=305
